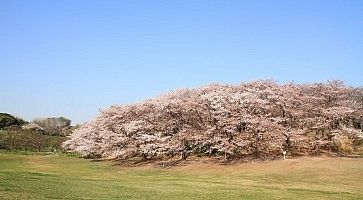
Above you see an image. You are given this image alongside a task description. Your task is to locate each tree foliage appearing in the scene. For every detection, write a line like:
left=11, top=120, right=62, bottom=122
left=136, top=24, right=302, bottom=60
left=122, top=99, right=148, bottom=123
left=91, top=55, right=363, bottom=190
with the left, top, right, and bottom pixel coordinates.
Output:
left=0, top=113, right=27, bottom=130
left=0, top=129, right=65, bottom=152
left=63, top=80, right=363, bottom=160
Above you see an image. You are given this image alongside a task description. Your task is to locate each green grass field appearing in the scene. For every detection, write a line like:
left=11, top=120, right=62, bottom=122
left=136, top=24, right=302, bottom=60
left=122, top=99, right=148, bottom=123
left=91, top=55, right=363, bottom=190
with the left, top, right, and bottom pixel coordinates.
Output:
left=0, top=153, right=362, bottom=200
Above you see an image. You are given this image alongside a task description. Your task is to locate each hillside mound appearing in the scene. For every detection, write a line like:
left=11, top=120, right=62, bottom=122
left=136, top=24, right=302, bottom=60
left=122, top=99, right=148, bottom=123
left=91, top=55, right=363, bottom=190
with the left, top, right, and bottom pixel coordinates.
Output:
left=63, top=80, right=363, bottom=161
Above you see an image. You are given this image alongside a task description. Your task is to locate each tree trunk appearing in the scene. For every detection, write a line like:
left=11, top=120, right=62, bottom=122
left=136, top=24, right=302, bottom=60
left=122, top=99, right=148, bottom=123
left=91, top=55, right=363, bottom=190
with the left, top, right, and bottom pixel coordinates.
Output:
left=141, top=153, right=147, bottom=161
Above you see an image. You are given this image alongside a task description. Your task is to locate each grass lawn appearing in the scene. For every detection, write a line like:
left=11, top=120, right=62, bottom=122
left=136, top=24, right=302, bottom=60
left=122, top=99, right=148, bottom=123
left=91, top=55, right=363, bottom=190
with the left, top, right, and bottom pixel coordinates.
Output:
left=0, top=153, right=362, bottom=200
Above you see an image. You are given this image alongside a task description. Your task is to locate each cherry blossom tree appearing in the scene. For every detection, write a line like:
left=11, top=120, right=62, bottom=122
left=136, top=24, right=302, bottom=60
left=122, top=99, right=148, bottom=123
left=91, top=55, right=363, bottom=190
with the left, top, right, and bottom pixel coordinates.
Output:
left=63, top=80, right=363, bottom=160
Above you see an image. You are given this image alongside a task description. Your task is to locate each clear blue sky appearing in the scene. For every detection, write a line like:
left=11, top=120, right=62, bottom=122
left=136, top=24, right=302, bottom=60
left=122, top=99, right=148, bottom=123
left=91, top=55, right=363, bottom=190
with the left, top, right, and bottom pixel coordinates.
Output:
left=1, top=0, right=362, bottom=124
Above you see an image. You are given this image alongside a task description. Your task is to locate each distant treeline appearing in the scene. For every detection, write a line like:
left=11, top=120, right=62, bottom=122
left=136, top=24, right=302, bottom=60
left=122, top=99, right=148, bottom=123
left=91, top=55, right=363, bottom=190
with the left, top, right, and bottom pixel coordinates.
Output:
left=0, top=130, right=65, bottom=152
left=0, top=113, right=75, bottom=152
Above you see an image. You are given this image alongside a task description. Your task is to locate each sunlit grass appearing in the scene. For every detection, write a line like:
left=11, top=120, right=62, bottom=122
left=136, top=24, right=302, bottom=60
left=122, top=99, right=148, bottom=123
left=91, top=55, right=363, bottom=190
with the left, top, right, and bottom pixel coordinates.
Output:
left=0, top=153, right=362, bottom=200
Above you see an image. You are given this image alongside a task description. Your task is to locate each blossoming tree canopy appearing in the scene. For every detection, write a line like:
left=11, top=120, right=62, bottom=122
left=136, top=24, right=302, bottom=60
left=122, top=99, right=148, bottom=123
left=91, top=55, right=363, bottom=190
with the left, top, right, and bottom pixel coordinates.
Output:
left=63, top=80, right=363, bottom=160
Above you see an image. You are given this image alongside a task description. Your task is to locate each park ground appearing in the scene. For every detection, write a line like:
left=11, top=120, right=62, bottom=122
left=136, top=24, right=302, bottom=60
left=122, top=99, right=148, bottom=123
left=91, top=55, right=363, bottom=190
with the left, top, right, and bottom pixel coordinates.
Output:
left=0, top=153, right=362, bottom=200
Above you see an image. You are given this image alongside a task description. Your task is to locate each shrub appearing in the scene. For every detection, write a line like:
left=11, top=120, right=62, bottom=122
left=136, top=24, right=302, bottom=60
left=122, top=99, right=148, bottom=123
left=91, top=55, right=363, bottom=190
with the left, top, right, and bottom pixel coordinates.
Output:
left=333, top=135, right=354, bottom=154
left=0, top=130, right=65, bottom=152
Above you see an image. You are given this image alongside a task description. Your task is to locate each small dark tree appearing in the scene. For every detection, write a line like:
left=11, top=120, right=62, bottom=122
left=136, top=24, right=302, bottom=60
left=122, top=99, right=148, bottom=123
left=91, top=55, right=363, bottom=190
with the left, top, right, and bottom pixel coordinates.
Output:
left=0, top=113, right=27, bottom=129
